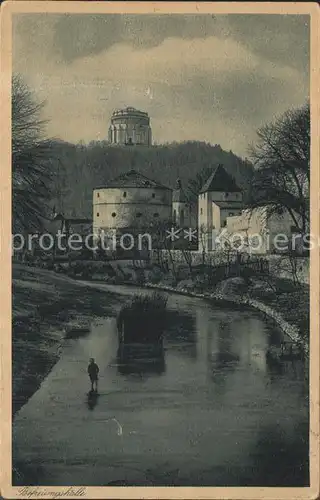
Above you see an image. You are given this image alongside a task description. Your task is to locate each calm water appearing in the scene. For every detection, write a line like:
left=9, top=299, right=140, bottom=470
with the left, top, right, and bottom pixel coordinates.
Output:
left=13, top=286, right=309, bottom=486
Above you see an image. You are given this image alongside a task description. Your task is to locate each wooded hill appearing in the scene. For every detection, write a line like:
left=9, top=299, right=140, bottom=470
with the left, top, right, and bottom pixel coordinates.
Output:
left=48, top=140, right=253, bottom=218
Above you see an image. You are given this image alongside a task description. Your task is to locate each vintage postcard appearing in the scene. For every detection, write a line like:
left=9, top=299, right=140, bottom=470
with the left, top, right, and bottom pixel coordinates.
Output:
left=0, top=1, right=319, bottom=499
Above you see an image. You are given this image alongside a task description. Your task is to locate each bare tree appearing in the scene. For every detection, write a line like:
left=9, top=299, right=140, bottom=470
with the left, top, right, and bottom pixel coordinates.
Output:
left=12, top=74, right=52, bottom=233
left=248, top=103, right=310, bottom=234
left=180, top=249, right=194, bottom=275
left=198, top=224, right=211, bottom=265
left=147, top=218, right=180, bottom=281
left=268, top=252, right=304, bottom=290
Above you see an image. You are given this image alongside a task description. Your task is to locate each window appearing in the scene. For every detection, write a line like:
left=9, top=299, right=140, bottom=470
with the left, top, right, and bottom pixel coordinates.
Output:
left=112, top=212, right=116, bottom=217
left=181, top=209, right=184, bottom=226
left=225, top=193, right=229, bottom=198
left=152, top=193, right=155, bottom=198
left=153, top=212, right=159, bottom=218
left=123, top=192, right=127, bottom=198
left=200, top=208, right=203, bottom=215
left=96, top=212, right=100, bottom=217
left=97, top=193, right=100, bottom=198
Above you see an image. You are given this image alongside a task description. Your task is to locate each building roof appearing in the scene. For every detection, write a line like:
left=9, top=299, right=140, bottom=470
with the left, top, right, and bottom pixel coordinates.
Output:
left=95, top=170, right=171, bottom=190
left=212, top=201, right=243, bottom=209
left=111, top=107, right=149, bottom=119
left=172, top=179, right=189, bottom=203
left=200, top=164, right=242, bottom=193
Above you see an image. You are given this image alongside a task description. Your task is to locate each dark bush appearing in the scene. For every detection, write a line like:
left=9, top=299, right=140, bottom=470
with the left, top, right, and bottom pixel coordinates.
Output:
left=117, top=292, right=168, bottom=343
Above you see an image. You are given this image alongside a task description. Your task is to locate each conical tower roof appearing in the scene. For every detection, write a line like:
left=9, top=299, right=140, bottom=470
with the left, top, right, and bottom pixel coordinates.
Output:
left=200, top=164, right=241, bottom=193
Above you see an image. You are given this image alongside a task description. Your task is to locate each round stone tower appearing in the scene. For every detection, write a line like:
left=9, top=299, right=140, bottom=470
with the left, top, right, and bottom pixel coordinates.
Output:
left=108, top=107, right=152, bottom=146
left=93, top=170, right=172, bottom=235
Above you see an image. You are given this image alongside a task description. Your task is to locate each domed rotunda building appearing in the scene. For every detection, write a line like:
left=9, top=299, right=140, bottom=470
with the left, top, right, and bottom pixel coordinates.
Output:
left=108, top=107, right=152, bottom=146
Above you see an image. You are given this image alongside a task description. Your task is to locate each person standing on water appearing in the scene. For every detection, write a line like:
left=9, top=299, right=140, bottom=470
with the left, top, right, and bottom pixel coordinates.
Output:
left=88, top=358, right=99, bottom=392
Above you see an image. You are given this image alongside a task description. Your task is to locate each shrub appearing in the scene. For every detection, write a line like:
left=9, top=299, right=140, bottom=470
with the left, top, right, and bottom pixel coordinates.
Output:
left=134, top=269, right=146, bottom=285
left=192, top=273, right=212, bottom=292
left=117, top=292, right=168, bottom=343
left=216, top=277, right=249, bottom=296
left=159, top=274, right=178, bottom=288
left=148, top=268, right=164, bottom=284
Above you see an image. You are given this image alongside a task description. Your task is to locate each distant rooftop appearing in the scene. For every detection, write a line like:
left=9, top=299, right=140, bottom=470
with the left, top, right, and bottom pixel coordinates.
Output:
left=95, top=169, right=171, bottom=190
left=212, top=201, right=243, bottom=208
left=112, top=107, right=149, bottom=117
left=200, top=164, right=242, bottom=193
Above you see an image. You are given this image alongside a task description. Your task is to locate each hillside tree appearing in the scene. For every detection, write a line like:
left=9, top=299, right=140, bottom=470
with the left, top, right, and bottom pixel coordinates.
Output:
left=12, top=74, right=52, bottom=233
left=248, top=103, right=310, bottom=234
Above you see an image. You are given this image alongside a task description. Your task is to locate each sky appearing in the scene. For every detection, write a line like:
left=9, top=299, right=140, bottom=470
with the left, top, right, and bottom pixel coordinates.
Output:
left=13, top=13, right=310, bottom=156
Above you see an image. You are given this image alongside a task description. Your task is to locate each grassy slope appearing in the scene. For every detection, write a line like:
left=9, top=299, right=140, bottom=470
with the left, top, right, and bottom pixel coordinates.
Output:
left=12, top=264, right=120, bottom=415
left=247, top=278, right=309, bottom=340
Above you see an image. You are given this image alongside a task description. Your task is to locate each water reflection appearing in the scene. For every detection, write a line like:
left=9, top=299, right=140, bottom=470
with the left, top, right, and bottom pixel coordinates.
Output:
left=267, top=326, right=283, bottom=347
left=165, top=310, right=197, bottom=359
left=116, top=343, right=166, bottom=376
left=205, top=320, right=240, bottom=391
left=211, top=321, right=240, bottom=366
left=249, top=421, right=309, bottom=486
left=87, top=390, right=99, bottom=410
left=266, top=356, right=307, bottom=387
left=265, top=353, right=285, bottom=378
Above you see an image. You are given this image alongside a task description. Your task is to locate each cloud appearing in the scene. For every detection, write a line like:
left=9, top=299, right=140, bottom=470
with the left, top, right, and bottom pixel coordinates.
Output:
left=12, top=14, right=309, bottom=156
left=21, top=13, right=309, bottom=73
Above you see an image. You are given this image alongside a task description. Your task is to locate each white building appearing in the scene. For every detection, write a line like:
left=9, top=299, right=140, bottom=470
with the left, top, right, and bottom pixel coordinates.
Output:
left=198, top=164, right=243, bottom=252
left=108, top=107, right=152, bottom=146
left=225, top=207, right=302, bottom=254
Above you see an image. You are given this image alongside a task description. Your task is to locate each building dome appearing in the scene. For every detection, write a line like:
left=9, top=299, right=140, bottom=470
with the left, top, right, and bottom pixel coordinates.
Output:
left=108, top=107, right=152, bottom=146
